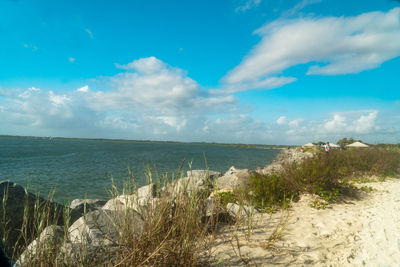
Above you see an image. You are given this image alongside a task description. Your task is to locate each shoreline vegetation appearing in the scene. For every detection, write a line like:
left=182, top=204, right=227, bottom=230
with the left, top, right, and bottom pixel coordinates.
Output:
left=3, top=134, right=399, bottom=150
left=0, top=143, right=400, bottom=266
left=0, top=134, right=289, bottom=149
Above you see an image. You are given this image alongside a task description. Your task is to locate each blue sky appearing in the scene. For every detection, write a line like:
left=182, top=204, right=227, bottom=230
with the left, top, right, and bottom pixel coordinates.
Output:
left=1, top=0, right=399, bottom=144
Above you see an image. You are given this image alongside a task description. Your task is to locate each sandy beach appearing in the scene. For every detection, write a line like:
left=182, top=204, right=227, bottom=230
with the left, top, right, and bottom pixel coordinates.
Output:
left=210, top=178, right=400, bottom=266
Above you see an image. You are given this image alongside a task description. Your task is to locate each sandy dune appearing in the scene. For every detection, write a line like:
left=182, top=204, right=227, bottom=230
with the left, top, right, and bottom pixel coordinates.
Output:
left=210, top=178, right=400, bottom=266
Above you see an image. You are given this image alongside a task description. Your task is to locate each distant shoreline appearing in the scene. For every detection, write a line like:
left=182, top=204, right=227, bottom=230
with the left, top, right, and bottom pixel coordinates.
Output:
left=0, top=134, right=288, bottom=150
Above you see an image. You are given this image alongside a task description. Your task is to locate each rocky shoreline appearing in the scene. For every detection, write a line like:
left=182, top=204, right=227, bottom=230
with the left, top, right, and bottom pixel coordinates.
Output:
left=2, top=147, right=400, bottom=266
left=0, top=148, right=314, bottom=265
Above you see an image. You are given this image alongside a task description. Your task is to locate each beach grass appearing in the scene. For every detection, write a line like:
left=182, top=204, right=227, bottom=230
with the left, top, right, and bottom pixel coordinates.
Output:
left=1, top=167, right=224, bottom=266
left=246, top=148, right=400, bottom=209
left=109, top=169, right=215, bottom=266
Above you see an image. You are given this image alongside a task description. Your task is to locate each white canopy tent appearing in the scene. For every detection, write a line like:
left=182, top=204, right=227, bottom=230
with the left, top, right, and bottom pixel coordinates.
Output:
left=346, top=141, right=369, bottom=148
left=329, top=143, right=340, bottom=148
left=303, top=143, right=315, bottom=147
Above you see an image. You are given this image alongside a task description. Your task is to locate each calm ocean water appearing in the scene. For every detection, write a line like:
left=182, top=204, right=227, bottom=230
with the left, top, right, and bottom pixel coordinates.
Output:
left=0, top=136, right=280, bottom=203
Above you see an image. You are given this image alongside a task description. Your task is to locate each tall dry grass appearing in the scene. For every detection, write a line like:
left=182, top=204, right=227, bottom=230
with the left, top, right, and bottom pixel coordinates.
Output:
left=2, top=167, right=221, bottom=266
left=110, top=171, right=215, bottom=266
left=0, top=183, right=64, bottom=264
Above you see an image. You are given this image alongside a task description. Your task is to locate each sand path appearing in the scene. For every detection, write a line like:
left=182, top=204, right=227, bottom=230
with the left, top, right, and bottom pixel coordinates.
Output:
left=210, top=178, right=400, bottom=266
left=350, top=179, right=400, bottom=266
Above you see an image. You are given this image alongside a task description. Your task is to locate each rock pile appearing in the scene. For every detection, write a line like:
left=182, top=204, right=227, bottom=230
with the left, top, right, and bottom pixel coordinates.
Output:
left=4, top=148, right=314, bottom=265
left=257, top=148, right=313, bottom=175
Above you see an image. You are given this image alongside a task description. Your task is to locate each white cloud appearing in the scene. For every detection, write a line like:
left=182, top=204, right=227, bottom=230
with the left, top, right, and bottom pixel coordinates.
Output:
left=0, top=85, right=398, bottom=143
left=276, top=116, right=287, bottom=125
left=200, top=115, right=271, bottom=143
left=285, top=0, right=323, bottom=16
left=288, top=118, right=303, bottom=128
left=115, top=56, right=166, bottom=73
left=0, top=57, right=237, bottom=137
left=0, top=57, right=397, bottom=144
left=69, top=57, right=76, bottom=63
left=76, top=85, right=89, bottom=92
left=225, top=8, right=400, bottom=88
left=49, top=91, right=70, bottom=107
left=215, top=76, right=296, bottom=94
left=18, top=87, right=40, bottom=98
left=96, top=57, right=236, bottom=118
left=324, top=114, right=347, bottom=132
left=265, top=110, right=385, bottom=143
left=4, top=88, right=77, bottom=128
left=352, top=111, right=379, bottom=134
left=23, top=43, right=38, bottom=51
left=85, top=29, right=94, bottom=39
left=278, top=111, right=379, bottom=139
left=285, top=118, right=307, bottom=135
left=322, top=111, right=379, bottom=134
left=153, top=116, right=187, bottom=132
left=235, top=0, right=261, bottom=13
left=97, top=116, right=137, bottom=130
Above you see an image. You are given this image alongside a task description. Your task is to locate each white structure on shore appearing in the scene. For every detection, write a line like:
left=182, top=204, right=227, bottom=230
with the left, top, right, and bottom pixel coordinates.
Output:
left=346, top=141, right=369, bottom=148
left=303, top=143, right=315, bottom=147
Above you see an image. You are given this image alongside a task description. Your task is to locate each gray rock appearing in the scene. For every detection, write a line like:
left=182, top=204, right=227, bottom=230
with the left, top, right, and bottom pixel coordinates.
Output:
left=203, top=196, right=231, bottom=223
left=187, top=170, right=222, bottom=182
left=257, top=163, right=284, bottom=175
left=256, top=148, right=314, bottom=176
left=70, top=199, right=107, bottom=224
left=216, top=167, right=253, bottom=190
left=68, top=209, right=144, bottom=246
left=57, top=242, right=117, bottom=266
left=70, top=199, right=107, bottom=209
left=137, top=183, right=157, bottom=199
left=204, top=196, right=219, bottom=218
left=226, top=203, right=259, bottom=218
left=0, top=181, right=65, bottom=261
left=169, top=170, right=221, bottom=196
left=276, top=148, right=313, bottom=164
left=16, top=225, right=64, bottom=266
left=102, top=196, right=129, bottom=211
left=169, top=177, right=200, bottom=196
left=102, top=193, right=158, bottom=212
left=101, top=183, right=158, bottom=212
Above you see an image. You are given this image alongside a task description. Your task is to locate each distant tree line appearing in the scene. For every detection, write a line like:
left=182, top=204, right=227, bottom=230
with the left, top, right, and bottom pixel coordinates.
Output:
left=336, top=137, right=363, bottom=148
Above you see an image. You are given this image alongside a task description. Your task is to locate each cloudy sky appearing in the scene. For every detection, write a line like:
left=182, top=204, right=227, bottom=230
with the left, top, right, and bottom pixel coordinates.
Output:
left=1, top=0, right=399, bottom=145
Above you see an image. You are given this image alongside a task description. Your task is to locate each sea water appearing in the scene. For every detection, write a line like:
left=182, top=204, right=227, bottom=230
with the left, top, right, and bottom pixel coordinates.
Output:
left=0, top=136, right=280, bottom=202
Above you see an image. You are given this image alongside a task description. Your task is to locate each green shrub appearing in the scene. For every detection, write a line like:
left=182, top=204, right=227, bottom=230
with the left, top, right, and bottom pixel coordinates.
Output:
left=249, top=172, right=299, bottom=208
left=247, top=148, right=400, bottom=209
left=214, top=191, right=237, bottom=206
